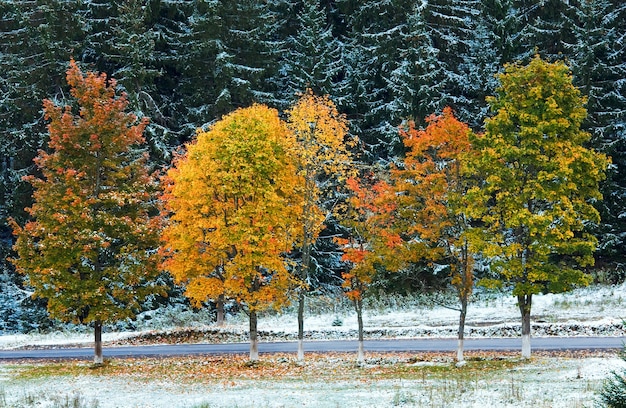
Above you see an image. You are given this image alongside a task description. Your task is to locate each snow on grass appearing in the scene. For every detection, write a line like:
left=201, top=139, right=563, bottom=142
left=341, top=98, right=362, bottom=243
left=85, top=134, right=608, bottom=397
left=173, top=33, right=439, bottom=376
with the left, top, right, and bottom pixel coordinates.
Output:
left=1, top=283, right=626, bottom=407
left=0, top=352, right=623, bottom=407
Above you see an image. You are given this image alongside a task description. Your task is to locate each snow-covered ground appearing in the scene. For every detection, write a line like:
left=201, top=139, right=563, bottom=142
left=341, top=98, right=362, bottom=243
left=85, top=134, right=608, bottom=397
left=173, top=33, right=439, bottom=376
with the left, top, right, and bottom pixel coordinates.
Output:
left=0, top=352, right=622, bottom=407
left=1, top=282, right=624, bottom=350
left=0, top=283, right=625, bottom=407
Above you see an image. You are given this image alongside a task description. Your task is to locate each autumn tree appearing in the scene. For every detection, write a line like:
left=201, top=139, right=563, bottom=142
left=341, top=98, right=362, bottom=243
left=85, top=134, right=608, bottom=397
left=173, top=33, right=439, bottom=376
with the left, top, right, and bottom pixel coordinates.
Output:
left=160, top=104, right=304, bottom=361
left=339, top=174, right=399, bottom=363
left=463, top=56, right=609, bottom=359
left=394, top=107, right=475, bottom=364
left=286, top=89, right=353, bottom=361
left=11, top=60, right=164, bottom=365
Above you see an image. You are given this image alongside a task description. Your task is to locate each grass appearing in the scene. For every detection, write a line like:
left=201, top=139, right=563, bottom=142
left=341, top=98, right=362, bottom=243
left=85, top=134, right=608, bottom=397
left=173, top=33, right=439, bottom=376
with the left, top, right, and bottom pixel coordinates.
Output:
left=0, top=388, right=99, bottom=408
left=10, top=352, right=523, bottom=384
left=1, top=351, right=612, bottom=407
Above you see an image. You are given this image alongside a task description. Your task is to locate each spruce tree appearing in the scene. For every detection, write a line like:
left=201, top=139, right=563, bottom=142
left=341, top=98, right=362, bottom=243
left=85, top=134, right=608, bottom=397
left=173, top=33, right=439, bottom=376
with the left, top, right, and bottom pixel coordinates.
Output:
left=514, top=0, right=575, bottom=62
left=339, top=0, right=415, bottom=162
left=277, top=0, right=344, bottom=108
left=386, top=1, right=445, bottom=127
left=480, top=0, right=518, bottom=64
left=456, top=7, right=500, bottom=130
left=599, top=348, right=626, bottom=407
left=176, top=0, right=222, bottom=131
left=569, top=0, right=626, bottom=277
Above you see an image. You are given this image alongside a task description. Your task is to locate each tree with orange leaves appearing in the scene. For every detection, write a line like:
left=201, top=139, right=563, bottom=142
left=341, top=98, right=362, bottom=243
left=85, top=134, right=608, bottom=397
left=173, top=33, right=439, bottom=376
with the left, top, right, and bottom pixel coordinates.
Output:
left=160, top=104, right=304, bottom=361
left=341, top=108, right=475, bottom=363
left=338, top=174, right=400, bottom=363
left=11, top=60, right=164, bottom=365
left=394, top=107, right=476, bottom=363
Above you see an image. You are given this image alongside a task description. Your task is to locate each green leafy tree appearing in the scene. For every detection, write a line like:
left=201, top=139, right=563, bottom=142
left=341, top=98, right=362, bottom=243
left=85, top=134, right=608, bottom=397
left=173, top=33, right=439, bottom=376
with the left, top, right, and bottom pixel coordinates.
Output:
left=463, top=56, right=609, bottom=358
left=160, top=104, right=304, bottom=361
left=11, top=60, right=164, bottom=365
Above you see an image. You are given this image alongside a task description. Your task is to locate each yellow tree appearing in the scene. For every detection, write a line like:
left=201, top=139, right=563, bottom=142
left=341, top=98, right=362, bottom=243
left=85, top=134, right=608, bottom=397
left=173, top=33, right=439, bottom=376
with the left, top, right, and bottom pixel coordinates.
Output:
left=11, top=60, right=164, bottom=365
left=394, top=107, right=475, bottom=364
left=160, top=104, right=304, bottom=361
left=463, top=56, right=609, bottom=358
left=286, top=89, right=353, bottom=361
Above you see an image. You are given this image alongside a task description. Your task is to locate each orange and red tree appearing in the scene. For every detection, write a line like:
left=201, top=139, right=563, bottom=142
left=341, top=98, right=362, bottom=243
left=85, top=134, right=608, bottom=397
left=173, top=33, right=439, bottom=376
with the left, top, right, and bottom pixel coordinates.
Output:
left=11, top=60, right=164, bottom=365
left=340, top=108, right=476, bottom=363
left=394, top=107, right=475, bottom=363
left=160, top=104, right=304, bottom=361
left=338, top=174, right=399, bottom=362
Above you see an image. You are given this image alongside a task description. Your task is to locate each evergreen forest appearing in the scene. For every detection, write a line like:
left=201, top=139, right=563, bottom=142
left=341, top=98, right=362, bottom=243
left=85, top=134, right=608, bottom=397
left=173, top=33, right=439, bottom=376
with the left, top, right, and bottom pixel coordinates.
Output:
left=1, top=0, right=625, bottom=333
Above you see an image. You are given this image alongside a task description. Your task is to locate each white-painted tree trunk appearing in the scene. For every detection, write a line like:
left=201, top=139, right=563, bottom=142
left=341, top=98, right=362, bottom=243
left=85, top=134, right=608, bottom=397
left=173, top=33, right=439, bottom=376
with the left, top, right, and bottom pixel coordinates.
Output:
left=355, top=298, right=365, bottom=364
left=357, top=340, right=365, bottom=363
left=456, top=339, right=465, bottom=364
left=297, top=339, right=305, bottom=362
left=94, top=321, right=103, bottom=365
left=297, top=290, right=305, bottom=362
left=250, top=338, right=259, bottom=361
left=521, top=334, right=531, bottom=359
left=518, top=294, right=533, bottom=360
left=216, top=295, right=225, bottom=327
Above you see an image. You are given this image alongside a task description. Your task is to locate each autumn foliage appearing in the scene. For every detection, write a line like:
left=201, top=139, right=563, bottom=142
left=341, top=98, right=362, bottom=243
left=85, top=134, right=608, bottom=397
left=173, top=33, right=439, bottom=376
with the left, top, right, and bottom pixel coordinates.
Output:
left=463, top=56, right=609, bottom=358
left=286, top=89, right=353, bottom=259
left=160, top=104, right=304, bottom=313
left=395, top=107, right=475, bottom=291
left=339, top=176, right=399, bottom=302
left=394, top=107, right=476, bottom=362
left=10, top=60, right=164, bottom=363
left=11, top=59, right=163, bottom=324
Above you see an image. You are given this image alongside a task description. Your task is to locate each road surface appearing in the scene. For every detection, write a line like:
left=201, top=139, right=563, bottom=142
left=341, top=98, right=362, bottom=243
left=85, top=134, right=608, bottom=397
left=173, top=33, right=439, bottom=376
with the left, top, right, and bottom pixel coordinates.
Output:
left=0, top=336, right=624, bottom=360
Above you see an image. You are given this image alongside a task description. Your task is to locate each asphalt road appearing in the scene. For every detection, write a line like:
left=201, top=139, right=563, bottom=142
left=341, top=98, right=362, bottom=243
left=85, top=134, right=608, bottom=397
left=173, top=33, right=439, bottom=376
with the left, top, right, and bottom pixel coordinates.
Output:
left=0, top=336, right=624, bottom=360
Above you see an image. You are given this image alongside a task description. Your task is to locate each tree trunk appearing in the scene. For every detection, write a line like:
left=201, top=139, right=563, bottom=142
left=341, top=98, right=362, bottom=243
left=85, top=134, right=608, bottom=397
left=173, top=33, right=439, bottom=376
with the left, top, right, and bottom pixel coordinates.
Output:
left=297, top=212, right=313, bottom=362
left=297, top=289, right=305, bottom=361
left=355, top=298, right=365, bottom=363
left=94, top=320, right=103, bottom=365
left=457, top=296, right=468, bottom=365
left=249, top=310, right=259, bottom=361
left=518, top=294, right=532, bottom=359
left=216, top=295, right=225, bottom=327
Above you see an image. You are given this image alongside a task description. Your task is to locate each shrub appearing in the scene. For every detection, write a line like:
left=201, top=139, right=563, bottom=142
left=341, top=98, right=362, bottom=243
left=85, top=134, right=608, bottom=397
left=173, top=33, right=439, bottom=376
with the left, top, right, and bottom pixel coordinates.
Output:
left=598, top=350, right=626, bottom=407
